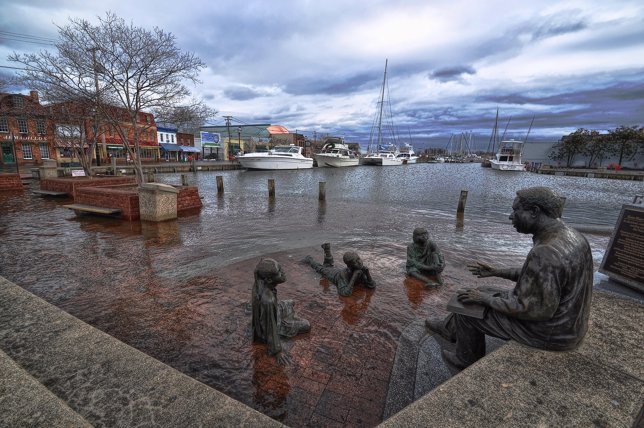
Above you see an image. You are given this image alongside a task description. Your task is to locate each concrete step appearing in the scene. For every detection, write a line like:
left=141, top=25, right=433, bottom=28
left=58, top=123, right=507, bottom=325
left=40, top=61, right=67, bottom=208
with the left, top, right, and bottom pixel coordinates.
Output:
left=0, top=349, right=92, bottom=427
left=0, top=276, right=283, bottom=427
left=63, top=203, right=122, bottom=216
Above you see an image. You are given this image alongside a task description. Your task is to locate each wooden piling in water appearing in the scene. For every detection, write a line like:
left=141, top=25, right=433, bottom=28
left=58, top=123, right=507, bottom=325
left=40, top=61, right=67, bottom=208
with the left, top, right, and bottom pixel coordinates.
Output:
left=268, top=178, right=275, bottom=199
left=457, top=190, right=468, bottom=216
left=181, top=174, right=188, bottom=186
left=319, top=182, right=326, bottom=201
left=216, top=176, right=224, bottom=195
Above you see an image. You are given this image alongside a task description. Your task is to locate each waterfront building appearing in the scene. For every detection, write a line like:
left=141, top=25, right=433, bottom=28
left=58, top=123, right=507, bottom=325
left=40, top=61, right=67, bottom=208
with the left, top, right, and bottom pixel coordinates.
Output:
left=0, top=91, right=56, bottom=171
left=50, top=100, right=160, bottom=165
left=198, top=123, right=292, bottom=160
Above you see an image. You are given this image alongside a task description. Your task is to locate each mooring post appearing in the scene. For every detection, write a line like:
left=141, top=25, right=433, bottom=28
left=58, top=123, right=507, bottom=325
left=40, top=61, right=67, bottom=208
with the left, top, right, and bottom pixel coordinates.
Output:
left=111, top=157, right=117, bottom=176
left=181, top=174, right=188, bottom=186
left=147, top=172, right=155, bottom=183
left=457, top=190, right=468, bottom=216
left=216, top=175, right=224, bottom=195
left=268, top=178, right=275, bottom=199
left=319, top=181, right=326, bottom=201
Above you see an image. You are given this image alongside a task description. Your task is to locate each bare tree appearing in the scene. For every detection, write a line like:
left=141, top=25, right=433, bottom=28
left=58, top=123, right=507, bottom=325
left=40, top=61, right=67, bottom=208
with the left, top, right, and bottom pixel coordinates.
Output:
left=10, top=11, right=208, bottom=184
left=153, top=99, right=217, bottom=133
left=51, top=100, right=103, bottom=176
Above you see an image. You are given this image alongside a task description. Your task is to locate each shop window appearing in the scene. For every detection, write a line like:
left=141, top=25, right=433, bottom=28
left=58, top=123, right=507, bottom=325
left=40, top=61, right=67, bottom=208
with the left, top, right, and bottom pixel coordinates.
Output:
left=40, top=143, right=50, bottom=159
left=22, top=143, right=33, bottom=159
left=37, top=120, right=46, bottom=135
left=18, top=119, right=28, bottom=134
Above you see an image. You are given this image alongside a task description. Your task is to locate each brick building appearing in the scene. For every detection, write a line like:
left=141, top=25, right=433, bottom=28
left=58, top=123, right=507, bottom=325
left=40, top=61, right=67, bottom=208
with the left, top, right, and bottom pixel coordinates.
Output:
left=0, top=91, right=55, bottom=171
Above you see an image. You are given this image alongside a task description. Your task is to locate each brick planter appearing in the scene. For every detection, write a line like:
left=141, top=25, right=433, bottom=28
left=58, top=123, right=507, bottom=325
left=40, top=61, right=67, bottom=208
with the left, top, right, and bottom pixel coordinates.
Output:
left=71, top=184, right=202, bottom=221
left=75, top=185, right=140, bottom=221
left=41, top=177, right=136, bottom=198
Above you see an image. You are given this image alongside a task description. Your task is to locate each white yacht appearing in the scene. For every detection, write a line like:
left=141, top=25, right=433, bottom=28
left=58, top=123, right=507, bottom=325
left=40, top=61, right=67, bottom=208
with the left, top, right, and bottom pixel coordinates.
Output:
left=314, top=138, right=360, bottom=168
left=237, top=145, right=313, bottom=170
left=490, top=140, right=526, bottom=171
left=396, top=144, right=419, bottom=164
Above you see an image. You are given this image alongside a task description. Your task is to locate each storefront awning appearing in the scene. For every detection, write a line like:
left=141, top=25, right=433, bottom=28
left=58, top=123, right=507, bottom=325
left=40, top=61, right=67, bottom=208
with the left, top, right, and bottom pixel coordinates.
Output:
left=160, top=143, right=182, bottom=151
left=107, top=145, right=124, bottom=149
left=180, top=146, right=200, bottom=152
left=202, top=143, right=221, bottom=148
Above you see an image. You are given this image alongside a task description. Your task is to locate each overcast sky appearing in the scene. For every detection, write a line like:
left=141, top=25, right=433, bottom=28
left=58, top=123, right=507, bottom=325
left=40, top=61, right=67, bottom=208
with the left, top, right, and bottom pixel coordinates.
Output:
left=1, top=0, right=643, bottom=149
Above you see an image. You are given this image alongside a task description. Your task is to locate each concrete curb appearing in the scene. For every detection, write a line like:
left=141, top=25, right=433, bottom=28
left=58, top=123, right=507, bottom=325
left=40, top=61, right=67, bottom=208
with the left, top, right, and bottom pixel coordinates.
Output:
left=379, top=291, right=644, bottom=427
left=0, top=276, right=283, bottom=427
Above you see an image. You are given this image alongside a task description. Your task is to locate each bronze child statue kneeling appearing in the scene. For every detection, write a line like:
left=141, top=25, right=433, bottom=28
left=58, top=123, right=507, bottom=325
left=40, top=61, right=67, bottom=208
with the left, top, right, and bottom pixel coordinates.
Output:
left=251, top=258, right=310, bottom=365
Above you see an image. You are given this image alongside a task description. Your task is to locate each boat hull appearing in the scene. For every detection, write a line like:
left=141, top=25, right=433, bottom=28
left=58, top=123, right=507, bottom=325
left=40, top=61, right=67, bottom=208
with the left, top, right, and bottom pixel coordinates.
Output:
left=362, top=154, right=403, bottom=166
left=490, top=161, right=525, bottom=171
left=238, top=156, right=313, bottom=170
left=314, top=154, right=360, bottom=168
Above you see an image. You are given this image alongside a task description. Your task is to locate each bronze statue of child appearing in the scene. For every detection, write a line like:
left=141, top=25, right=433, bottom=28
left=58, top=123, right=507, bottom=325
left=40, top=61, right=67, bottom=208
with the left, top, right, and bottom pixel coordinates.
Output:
left=304, top=243, right=375, bottom=296
left=251, top=258, right=310, bottom=365
left=406, top=227, right=445, bottom=287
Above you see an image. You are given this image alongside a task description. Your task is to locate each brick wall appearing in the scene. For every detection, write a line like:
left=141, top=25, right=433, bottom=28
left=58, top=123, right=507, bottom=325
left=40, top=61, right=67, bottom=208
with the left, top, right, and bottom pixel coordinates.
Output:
left=177, top=186, right=203, bottom=212
left=0, top=173, right=23, bottom=191
left=41, top=177, right=136, bottom=198
left=75, top=186, right=140, bottom=221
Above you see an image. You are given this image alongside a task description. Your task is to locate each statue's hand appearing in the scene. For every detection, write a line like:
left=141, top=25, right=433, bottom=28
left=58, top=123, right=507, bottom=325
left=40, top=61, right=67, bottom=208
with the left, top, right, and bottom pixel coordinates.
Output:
left=457, top=288, right=490, bottom=305
left=276, top=351, right=292, bottom=366
left=467, top=262, right=495, bottom=278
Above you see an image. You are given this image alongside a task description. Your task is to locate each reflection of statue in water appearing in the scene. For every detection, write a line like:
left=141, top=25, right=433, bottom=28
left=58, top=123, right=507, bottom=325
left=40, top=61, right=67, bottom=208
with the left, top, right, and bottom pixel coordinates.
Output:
left=406, top=227, right=445, bottom=287
left=251, top=258, right=310, bottom=365
left=303, top=243, right=375, bottom=297
left=426, top=187, right=594, bottom=370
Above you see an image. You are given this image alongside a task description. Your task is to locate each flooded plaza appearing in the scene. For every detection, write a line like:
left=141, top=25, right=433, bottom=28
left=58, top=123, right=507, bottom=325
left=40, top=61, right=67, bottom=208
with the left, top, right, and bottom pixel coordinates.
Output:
left=0, top=162, right=637, bottom=426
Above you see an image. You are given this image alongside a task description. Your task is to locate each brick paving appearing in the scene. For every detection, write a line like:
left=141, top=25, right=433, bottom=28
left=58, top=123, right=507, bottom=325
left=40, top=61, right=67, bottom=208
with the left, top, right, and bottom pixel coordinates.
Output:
left=191, top=242, right=475, bottom=428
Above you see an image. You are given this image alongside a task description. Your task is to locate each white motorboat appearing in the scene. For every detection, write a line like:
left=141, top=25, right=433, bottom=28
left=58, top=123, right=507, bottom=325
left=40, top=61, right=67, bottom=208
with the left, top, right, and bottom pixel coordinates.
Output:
left=237, top=145, right=313, bottom=170
left=396, top=144, right=419, bottom=164
left=314, top=138, right=360, bottom=168
left=490, top=140, right=526, bottom=171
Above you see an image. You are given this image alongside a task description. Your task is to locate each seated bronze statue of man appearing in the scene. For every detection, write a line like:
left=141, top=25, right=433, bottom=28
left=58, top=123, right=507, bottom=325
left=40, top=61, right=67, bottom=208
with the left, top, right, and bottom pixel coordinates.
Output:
left=406, top=227, right=445, bottom=287
left=251, top=258, right=310, bottom=365
left=426, top=187, right=593, bottom=370
left=304, top=243, right=375, bottom=296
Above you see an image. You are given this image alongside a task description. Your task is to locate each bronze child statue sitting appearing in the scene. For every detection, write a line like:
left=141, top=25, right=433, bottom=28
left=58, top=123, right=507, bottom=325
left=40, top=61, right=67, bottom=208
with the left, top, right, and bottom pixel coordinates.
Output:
left=251, top=258, right=310, bottom=365
left=406, top=227, right=445, bottom=287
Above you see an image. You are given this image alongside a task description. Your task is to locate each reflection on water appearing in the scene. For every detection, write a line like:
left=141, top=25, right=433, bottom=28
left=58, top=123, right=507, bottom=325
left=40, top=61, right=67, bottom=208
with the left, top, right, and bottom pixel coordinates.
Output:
left=0, top=163, right=629, bottom=424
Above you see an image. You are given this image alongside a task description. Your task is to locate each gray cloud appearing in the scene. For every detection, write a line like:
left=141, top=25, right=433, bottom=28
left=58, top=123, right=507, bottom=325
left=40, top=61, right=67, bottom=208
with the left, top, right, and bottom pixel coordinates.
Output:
left=429, top=66, right=476, bottom=82
left=223, top=86, right=265, bottom=101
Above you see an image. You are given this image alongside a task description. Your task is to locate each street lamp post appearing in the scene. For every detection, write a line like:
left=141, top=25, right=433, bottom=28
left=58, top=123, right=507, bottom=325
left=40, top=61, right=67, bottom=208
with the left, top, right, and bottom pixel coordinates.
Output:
left=89, top=47, right=102, bottom=167
left=237, top=127, right=242, bottom=155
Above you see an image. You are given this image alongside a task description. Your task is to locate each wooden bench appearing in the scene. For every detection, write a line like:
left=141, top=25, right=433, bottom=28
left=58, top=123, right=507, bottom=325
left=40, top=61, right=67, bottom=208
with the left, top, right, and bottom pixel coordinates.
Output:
left=63, top=204, right=122, bottom=217
left=32, top=190, right=69, bottom=197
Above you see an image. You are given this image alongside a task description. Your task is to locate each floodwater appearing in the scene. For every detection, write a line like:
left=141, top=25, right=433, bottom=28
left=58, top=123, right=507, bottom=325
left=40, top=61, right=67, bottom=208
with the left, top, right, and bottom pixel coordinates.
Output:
left=0, top=163, right=637, bottom=426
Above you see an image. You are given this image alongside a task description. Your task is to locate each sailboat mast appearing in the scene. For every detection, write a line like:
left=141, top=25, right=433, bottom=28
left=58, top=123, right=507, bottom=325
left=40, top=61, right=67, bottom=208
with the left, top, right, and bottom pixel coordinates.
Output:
left=524, top=116, right=535, bottom=143
left=376, top=59, right=388, bottom=150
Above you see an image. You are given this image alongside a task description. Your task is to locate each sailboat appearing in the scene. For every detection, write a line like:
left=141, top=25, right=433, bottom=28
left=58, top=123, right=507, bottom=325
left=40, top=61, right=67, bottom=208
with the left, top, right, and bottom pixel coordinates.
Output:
left=361, top=59, right=403, bottom=166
